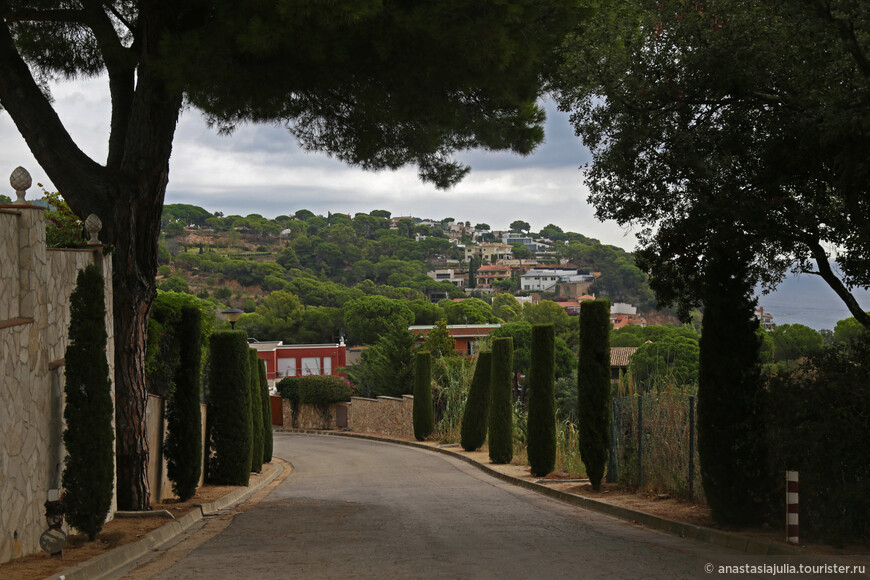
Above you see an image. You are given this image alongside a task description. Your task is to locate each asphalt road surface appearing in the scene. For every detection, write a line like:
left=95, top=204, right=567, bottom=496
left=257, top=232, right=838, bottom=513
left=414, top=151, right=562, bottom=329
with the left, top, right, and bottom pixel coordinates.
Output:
left=129, top=432, right=750, bottom=579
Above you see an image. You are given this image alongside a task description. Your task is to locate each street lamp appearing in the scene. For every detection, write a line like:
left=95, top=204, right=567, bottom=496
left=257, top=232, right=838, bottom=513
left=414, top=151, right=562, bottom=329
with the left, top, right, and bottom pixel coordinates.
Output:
left=222, top=307, right=244, bottom=329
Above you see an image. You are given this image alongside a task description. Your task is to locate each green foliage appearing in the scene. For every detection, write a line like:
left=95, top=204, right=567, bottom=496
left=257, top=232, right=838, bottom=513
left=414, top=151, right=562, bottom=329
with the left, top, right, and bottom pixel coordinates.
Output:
left=833, top=316, right=868, bottom=344
left=413, top=351, right=435, bottom=441
left=767, top=338, right=870, bottom=544
left=207, top=331, right=252, bottom=486
left=423, top=319, right=456, bottom=358
left=62, top=264, right=114, bottom=540
left=627, top=334, right=700, bottom=390
left=577, top=299, right=610, bottom=490
left=610, top=325, right=698, bottom=347
left=554, top=371, right=578, bottom=422
left=490, top=321, right=575, bottom=380
left=488, top=337, right=514, bottom=464
left=277, top=374, right=353, bottom=429
left=770, top=324, right=823, bottom=362
left=248, top=349, right=264, bottom=473
left=510, top=220, right=530, bottom=233
left=0, top=194, right=11, bottom=204
left=461, top=352, right=493, bottom=451
left=163, top=306, right=203, bottom=501
left=527, top=325, right=556, bottom=477
left=157, top=265, right=171, bottom=277
left=440, top=297, right=495, bottom=325
left=259, top=359, right=273, bottom=463
left=698, top=251, right=766, bottom=525
left=343, top=295, right=415, bottom=344
left=158, top=275, right=190, bottom=294
left=43, top=191, right=85, bottom=248
left=492, top=293, right=522, bottom=322
left=344, top=324, right=416, bottom=397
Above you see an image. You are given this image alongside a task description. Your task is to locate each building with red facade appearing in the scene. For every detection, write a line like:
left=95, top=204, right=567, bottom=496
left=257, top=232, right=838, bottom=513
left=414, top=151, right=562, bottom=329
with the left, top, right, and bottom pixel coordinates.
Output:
left=251, top=340, right=347, bottom=384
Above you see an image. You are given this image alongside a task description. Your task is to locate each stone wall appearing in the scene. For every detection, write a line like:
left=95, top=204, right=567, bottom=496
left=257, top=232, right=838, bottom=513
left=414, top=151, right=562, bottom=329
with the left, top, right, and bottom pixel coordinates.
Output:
left=347, top=396, right=414, bottom=439
left=280, top=395, right=414, bottom=438
left=0, top=191, right=115, bottom=564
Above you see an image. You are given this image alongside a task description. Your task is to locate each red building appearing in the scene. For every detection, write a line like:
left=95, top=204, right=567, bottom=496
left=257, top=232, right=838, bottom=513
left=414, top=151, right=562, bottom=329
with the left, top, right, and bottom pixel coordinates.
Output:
left=252, top=340, right=347, bottom=382
left=409, top=324, right=501, bottom=356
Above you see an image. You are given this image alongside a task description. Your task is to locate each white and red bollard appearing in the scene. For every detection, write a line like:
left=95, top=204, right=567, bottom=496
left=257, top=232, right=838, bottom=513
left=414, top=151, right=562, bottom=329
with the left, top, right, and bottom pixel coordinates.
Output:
left=786, top=471, right=799, bottom=544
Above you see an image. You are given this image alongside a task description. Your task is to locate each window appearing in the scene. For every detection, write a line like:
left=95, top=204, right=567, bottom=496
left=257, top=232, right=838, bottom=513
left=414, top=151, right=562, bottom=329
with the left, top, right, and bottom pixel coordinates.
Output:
left=323, top=357, right=332, bottom=376
left=302, top=357, right=320, bottom=375
left=284, top=358, right=297, bottom=377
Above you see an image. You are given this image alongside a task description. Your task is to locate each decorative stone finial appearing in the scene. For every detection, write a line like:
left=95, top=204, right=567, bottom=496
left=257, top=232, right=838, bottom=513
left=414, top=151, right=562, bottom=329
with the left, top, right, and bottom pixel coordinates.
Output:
left=85, top=214, right=102, bottom=244
left=10, top=166, right=31, bottom=205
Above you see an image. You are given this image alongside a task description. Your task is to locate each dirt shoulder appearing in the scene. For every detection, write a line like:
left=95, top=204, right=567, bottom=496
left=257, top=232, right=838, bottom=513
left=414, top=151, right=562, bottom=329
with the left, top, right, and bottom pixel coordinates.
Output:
left=0, top=462, right=281, bottom=580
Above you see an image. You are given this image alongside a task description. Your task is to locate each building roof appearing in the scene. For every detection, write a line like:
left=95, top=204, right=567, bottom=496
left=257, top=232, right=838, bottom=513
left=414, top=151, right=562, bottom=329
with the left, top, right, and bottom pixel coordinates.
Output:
left=610, top=346, right=638, bottom=368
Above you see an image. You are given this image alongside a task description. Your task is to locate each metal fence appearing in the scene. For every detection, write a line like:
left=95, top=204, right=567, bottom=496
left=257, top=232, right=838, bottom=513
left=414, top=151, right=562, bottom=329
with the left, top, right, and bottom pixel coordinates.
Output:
left=609, top=393, right=704, bottom=502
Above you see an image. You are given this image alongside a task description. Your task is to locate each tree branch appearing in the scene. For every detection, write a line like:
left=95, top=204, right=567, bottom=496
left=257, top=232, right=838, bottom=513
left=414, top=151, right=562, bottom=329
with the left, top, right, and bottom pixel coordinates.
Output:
left=810, top=0, right=870, bottom=79
left=808, top=240, right=870, bottom=330
left=0, top=18, right=107, bottom=210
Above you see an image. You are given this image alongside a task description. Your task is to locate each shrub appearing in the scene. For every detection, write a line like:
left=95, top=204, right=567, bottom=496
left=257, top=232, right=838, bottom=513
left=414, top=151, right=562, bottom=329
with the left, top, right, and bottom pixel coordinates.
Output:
left=249, top=349, right=264, bottom=473
left=767, top=338, right=870, bottom=544
left=164, top=306, right=203, bottom=501
left=62, top=264, right=114, bottom=540
left=259, top=359, right=273, bottom=463
left=577, top=299, right=610, bottom=490
left=488, top=337, right=514, bottom=464
left=207, top=330, right=252, bottom=485
left=527, top=324, right=556, bottom=477
left=698, top=252, right=766, bottom=525
left=413, top=351, right=434, bottom=440
left=460, top=351, right=492, bottom=451
left=157, top=265, right=171, bottom=277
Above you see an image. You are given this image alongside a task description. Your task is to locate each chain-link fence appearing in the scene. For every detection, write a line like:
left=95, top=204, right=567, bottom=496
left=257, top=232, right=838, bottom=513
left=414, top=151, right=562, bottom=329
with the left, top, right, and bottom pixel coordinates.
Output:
left=609, top=393, right=704, bottom=502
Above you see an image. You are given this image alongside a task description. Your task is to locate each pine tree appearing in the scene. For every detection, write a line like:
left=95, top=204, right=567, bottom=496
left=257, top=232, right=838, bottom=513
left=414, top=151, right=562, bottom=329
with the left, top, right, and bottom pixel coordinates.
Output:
left=460, top=351, right=493, bottom=451
left=413, top=351, right=434, bottom=440
left=527, top=324, right=556, bottom=477
left=259, top=358, right=273, bottom=463
left=698, top=248, right=767, bottom=524
left=577, top=299, right=610, bottom=490
left=249, top=349, right=264, bottom=473
left=164, top=306, right=202, bottom=501
left=488, top=337, right=514, bottom=464
left=62, top=264, right=114, bottom=540
left=207, top=331, right=252, bottom=485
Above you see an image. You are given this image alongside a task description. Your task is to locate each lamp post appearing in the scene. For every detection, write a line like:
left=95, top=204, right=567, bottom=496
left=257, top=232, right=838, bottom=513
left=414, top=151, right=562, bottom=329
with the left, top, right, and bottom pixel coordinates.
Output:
left=222, top=307, right=243, bottom=329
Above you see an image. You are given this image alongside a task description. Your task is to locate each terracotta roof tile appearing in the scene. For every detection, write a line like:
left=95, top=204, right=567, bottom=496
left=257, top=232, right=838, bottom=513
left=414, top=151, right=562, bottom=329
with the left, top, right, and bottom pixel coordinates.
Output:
left=610, top=346, right=638, bottom=368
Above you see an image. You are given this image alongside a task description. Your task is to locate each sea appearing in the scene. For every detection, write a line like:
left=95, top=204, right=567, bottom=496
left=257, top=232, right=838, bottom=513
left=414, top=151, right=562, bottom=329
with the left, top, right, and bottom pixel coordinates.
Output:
left=756, top=273, right=870, bottom=331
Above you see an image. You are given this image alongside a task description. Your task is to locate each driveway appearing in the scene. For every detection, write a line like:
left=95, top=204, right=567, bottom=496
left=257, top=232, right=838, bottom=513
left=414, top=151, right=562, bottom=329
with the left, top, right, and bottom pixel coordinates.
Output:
left=131, top=432, right=745, bottom=579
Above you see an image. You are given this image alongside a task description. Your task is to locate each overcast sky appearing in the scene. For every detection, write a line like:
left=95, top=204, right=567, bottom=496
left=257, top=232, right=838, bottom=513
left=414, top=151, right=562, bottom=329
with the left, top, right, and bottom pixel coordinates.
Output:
left=0, top=75, right=640, bottom=250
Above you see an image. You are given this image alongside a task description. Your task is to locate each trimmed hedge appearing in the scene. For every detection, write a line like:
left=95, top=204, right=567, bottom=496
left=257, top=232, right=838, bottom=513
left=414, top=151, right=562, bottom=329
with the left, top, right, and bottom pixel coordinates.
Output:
left=488, top=337, right=514, bottom=464
left=460, top=351, right=493, bottom=451
left=164, top=306, right=203, bottom=501
left=249, top=349, right=264, bottom=474
left=528, top=324, right=556, bottom=477
left=277, top=375, right=353, bottom=407
left=259, top=358, right=273, bottom=463
left=577, top=300, right=610, bottom=490
left=62, top=264, right=114, bottom=540
left=207, top=330, right=252, bottom=486
left=413, top=351, right=434, bottom=441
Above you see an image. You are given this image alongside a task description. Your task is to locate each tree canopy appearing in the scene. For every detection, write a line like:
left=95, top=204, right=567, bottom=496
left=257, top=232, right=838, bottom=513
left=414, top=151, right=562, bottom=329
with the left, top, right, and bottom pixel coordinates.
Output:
left=554, top=0, right=870, bottom=326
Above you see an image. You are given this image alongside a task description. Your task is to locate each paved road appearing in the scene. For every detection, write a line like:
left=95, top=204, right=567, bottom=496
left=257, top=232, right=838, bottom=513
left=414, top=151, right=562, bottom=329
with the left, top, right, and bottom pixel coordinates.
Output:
left=135, top=433, right=745, bottom=579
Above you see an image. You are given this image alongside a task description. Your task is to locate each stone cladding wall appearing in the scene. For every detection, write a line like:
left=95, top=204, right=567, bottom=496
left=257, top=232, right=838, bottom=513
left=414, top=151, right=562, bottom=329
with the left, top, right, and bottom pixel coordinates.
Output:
left=347, top=396, right=414, bottom=439
left=0, top=203, right=114, bottom=564
left=282, top=400, right=338, bottom=430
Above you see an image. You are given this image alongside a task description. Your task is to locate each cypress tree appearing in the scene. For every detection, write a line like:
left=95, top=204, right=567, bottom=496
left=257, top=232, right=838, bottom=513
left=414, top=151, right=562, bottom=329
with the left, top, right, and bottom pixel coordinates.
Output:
left=164, top=306, right=203, bottom=501
left=527, top=324, right=556, bottom=477
left=698, top=249, right=766, bottom=524
left=259, top=358, right=273, bottom=463
left=207, top=331, right=252, bottom=485
left=488, top=337, right=514, bottom=464
left=62, top=264, right=114, bottom=540
left=460, top=351, right=493, bottom=451
left=577, top=299, right=610, bottom=490
left=413, top=351, right=434, bottom=441
left=249, top=349, right=264, bottom=473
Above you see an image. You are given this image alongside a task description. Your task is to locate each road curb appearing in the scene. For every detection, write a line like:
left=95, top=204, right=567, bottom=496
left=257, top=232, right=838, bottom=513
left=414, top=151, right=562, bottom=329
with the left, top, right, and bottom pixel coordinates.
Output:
left=46, top=461, right=284, bottom=580
left=280, top=428, right=800, bottom=557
